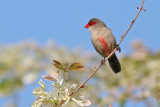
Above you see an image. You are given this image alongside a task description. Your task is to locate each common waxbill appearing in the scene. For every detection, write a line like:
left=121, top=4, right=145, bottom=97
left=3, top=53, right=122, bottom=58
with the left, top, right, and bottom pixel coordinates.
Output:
left=85, top=18, right=121, bottom=73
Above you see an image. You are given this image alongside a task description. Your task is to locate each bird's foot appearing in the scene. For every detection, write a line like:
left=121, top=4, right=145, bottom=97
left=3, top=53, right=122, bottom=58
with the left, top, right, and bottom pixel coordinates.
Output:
left=116, top=44, right=121, bottom=53
left=101, top=57, right=106, bottom=65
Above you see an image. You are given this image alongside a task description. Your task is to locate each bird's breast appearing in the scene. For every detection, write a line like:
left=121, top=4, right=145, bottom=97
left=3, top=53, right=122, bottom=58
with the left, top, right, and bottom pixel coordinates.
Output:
left=91, top=35, right=111, bottom=57
left=90, top=27, right=116, bottom=57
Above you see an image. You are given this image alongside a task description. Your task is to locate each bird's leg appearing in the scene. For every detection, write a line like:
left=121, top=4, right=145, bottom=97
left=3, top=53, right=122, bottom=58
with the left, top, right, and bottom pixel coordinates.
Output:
left=101, top=57, right=106, bottom=65
left=116, top=44, right=121, bottom=53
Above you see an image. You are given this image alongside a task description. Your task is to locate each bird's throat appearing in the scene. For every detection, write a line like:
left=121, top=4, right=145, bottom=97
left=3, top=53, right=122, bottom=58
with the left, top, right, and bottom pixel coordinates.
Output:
left=88, top=27, right=94, bottom=32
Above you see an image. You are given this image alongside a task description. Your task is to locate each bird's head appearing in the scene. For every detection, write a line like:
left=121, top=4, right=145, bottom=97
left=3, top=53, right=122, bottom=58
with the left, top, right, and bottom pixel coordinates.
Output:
left=85, top=18, right=106, bottom=31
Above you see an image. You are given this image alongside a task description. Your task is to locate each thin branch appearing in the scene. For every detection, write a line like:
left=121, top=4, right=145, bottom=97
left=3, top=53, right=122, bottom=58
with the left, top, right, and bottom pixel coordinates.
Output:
left=117, top=0, right=145, bottom=46
left=69, top=0, right=145, bottom=97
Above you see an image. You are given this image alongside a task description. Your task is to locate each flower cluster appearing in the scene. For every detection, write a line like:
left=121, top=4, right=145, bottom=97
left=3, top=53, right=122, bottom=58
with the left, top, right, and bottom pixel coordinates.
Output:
left=32, top=60, right=91, bottom=107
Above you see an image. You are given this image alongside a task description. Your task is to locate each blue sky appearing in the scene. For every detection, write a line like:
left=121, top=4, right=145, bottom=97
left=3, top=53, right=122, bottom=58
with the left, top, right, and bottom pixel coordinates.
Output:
left=0, top=0, right=160, bottom=54
left=0, top=0, right=160, bottom=107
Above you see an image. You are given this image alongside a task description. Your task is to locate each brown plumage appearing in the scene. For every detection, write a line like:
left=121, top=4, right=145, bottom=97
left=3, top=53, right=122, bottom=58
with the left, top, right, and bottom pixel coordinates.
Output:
left=85, top=18, right=121, bottom=73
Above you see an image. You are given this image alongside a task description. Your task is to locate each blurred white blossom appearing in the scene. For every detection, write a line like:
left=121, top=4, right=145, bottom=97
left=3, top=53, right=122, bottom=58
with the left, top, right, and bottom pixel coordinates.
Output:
left=32, top=78, right=91, bottom=107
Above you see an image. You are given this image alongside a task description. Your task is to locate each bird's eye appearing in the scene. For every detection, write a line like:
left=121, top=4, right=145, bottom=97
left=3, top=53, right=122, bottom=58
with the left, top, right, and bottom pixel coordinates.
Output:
left=89, top=22, right=96, bottom=26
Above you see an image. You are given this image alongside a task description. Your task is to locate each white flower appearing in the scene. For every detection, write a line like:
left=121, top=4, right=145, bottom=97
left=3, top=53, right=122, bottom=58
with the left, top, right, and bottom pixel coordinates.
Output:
left=69, top=84, right=77, bottom=92
left=38, top=79, right=46, bottom=90
left=33, top=78, right=91, bottom=107
left=71, top=96, right=91, bottom=107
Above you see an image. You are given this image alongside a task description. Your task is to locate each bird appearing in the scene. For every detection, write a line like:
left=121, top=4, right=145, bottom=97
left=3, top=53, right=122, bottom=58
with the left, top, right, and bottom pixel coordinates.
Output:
left=85, top=18, right=121, bottom=73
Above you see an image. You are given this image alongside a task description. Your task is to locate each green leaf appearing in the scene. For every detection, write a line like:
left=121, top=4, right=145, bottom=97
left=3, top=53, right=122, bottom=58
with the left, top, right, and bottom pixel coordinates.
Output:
left=50, top=99, right=56, bottom=106
left=69, top=63, right=85, bottom=71
left=52, top=60, right=64, bottom=70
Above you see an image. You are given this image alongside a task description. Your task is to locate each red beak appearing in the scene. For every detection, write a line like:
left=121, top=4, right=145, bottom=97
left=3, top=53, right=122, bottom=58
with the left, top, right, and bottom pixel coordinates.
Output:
left=85, top=24, right=89, bottom=28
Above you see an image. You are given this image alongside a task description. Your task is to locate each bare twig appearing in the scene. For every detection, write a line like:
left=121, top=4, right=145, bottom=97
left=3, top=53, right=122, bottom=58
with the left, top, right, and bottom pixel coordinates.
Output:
left=69, top=0, right=145, bottom=96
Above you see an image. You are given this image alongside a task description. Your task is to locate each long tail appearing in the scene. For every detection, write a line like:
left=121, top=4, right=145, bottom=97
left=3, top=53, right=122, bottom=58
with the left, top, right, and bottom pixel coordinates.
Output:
left=108, top=53, right=121, bottom=73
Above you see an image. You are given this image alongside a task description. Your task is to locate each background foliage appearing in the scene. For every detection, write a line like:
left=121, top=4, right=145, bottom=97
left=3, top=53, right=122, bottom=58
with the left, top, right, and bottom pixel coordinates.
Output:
left=0, top=41, right=160, bottom=107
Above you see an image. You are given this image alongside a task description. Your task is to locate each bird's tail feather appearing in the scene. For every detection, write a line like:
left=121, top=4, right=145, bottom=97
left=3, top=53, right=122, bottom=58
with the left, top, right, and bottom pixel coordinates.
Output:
left=108, top=53, right=121, bottom=73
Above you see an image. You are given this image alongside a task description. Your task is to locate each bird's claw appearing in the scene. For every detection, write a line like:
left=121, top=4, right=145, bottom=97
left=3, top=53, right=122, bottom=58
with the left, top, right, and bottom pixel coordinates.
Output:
left=116, top=45, right=121, bottom=53
left=101, top=58, right=106, bottom=65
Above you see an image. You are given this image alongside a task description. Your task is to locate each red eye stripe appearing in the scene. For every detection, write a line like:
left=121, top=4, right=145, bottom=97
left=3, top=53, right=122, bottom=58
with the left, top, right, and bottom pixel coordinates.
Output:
left=89, top=22, right=96, bottom=26
left=85, top=21, right=96, bottom=28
